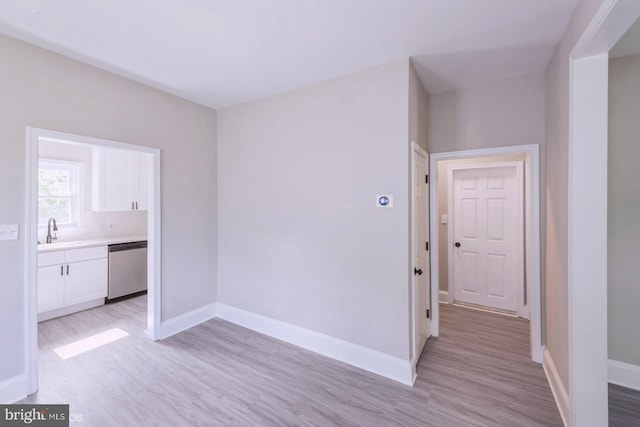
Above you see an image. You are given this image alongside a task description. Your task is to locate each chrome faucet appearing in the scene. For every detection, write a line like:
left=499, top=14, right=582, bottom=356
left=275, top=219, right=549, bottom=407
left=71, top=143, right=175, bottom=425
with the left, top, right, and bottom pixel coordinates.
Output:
left=46, top=218, right=58, bottom=244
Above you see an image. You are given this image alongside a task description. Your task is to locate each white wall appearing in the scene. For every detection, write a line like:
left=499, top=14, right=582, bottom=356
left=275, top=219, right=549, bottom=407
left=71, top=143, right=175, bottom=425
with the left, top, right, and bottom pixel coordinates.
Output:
left=409, top=61, right=429, bottom=152
left=608, top=53, right=640, bottom=367
left=217, top=60, right=412, bottom=360
left=0, top=34, right=217, bottom=387
left=38, top=140, right=147, bottom=243
left=544, top=0, right=606, bottom=393
left=427, top=72, right=546, bottom=153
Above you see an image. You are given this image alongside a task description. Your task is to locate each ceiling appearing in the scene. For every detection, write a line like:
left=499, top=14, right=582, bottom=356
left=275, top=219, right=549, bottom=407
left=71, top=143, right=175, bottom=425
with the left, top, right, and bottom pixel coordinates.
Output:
left=0, top=0, right=580, bottom=109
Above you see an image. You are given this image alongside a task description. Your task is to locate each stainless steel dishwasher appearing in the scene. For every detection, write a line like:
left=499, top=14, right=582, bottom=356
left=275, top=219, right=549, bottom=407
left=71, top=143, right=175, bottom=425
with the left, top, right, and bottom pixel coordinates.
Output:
left=107, top=241, right=147, bottom=302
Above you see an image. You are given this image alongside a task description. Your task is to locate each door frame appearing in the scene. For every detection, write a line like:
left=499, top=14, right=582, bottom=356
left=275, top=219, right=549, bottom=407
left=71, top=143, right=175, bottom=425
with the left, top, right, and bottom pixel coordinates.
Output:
left=24, top=127, right=162, bottom=394
left=566, top=0, right=640, bottom=424
left=447, top=161, right=525, bottom=317
left=429, top=144, right=542, bottom=363
left=410, top=141, right=429, bottom=374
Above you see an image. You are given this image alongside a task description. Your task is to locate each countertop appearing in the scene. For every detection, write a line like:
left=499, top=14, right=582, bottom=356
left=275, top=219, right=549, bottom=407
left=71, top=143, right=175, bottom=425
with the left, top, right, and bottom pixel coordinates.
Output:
left=37, top=235, right=148, bottom=253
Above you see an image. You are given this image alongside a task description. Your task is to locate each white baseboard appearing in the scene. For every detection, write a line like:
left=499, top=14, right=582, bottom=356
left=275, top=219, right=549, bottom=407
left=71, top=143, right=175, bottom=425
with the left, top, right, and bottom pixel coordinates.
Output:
left=159, top=303, right=217, bottom=339
left=0, top=374, right=27, bottom=404
left=609, top=359, right=640, bottom=391
left=216, top=303, right=414, bottom=386
left=542, top=348, right=569, bottom=427
left=439, top=290, right=449, bottom=303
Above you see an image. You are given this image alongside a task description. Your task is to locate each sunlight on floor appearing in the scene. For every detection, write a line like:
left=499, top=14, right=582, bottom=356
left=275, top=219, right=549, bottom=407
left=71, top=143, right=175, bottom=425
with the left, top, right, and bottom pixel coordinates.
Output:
left=54, top=328, right=129, bottom=360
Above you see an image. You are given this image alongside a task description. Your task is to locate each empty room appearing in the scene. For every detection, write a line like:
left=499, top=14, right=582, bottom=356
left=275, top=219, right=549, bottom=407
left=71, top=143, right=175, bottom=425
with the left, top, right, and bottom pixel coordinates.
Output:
left=1, top=1, right=639, bottom=426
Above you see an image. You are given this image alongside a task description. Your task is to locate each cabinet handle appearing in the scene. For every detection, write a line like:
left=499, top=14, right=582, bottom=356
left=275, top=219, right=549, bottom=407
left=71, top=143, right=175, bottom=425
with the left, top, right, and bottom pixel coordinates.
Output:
left=60, top=265, right=64, bottom=276
left=135, top=201, right=138, bottom=210
left=66, top=265, right=69, bottom=275
left=131, top=202, right=134, bottom=210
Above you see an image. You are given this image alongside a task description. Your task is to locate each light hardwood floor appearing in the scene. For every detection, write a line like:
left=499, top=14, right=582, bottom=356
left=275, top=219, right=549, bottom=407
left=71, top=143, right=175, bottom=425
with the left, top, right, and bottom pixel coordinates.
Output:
left=610, top=384, right=640, bottom=426
left=23, top=298, right=567, bottom=426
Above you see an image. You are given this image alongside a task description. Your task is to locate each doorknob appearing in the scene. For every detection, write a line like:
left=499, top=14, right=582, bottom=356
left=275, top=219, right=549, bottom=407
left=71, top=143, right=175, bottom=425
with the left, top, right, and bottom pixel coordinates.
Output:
left=414, top=268, right=423, bottom=275
left=455, top=242, right=461, bottom=247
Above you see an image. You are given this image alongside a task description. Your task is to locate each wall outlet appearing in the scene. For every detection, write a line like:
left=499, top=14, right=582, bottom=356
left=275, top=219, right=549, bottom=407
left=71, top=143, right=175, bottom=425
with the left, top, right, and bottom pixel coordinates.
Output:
left=0, top=224, right=19, bottom=240
left=441, top=214, right=448, bottom=224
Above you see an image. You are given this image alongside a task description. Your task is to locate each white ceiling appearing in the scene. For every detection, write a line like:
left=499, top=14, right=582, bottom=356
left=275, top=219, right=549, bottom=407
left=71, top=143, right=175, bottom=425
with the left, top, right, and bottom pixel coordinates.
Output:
left=0, top=0, right=579, bottom=109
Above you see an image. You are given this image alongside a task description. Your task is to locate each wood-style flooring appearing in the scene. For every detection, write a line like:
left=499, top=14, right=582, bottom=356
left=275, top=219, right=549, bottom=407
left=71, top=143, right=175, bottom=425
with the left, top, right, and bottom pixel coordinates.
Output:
left=610, top=383, right=640, bottom=426
left=22, top=298, right=569, bottom=426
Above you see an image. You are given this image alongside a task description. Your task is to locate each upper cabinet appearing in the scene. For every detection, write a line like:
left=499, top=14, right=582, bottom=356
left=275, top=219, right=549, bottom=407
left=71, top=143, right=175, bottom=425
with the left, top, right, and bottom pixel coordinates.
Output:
left=92, top=147, right=150, bottom=212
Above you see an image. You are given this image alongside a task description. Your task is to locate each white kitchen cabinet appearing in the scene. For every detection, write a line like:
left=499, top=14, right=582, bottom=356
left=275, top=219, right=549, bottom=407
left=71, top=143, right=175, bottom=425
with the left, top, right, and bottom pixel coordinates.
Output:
left=37, top=246, right=108, bottom=320
left=92, top=147, right=150, bottom=212
left=37, top=264, right=65, bottom=313
left=64, top=258, right=108, bottom=306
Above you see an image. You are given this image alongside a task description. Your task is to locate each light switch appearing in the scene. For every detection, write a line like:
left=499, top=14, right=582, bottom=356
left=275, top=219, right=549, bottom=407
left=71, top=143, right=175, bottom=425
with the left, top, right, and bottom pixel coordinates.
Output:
left=441, top=214, right=448, bottom=224
left=0, top=224, right=19, bottom=240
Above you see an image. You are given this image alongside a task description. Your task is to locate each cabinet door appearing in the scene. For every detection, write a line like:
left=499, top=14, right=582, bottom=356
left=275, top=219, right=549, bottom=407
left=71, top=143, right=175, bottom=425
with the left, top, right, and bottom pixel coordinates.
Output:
left=64, top=258, right=108, bottom=306
left=133, top=152, right=150, bottom=211
left=38, top=265, right=65, bottom=313
left=93, top=147, right=135, bottom=211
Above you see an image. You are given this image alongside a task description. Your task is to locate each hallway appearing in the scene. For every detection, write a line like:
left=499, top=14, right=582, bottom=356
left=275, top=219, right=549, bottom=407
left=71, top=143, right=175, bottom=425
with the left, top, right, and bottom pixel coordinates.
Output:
left=417, top=304, right=562, bottom=425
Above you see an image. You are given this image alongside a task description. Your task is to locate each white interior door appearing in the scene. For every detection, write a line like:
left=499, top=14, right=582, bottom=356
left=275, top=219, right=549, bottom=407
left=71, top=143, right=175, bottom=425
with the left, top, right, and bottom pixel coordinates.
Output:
left=450, top=163, right=523, bottom=312
left=412, top=143, right=430, bottom=359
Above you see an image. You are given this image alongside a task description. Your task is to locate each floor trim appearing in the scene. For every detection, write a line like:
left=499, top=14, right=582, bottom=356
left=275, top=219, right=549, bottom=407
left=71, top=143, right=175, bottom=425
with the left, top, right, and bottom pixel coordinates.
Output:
left=439, top=290, right=448, bottom=303
left=0, top=373, right=27, bottom=404
left=159, top=303, right=217, bottom=339
left=609, top=359, right=640, bottom=391
left=38, top=298, right=105, bottom=322
left=216, top=303, right=414, bottom=386
left=543, top=348, right=569, bottom=427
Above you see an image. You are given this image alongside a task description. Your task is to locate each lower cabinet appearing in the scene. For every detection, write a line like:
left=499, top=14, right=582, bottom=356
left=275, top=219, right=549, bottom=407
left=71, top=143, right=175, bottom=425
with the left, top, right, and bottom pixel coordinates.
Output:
left=37, top=264, right=65, bottom=313
left=64, top=258, right=108, bottom=306
left=37, top=246, right=108, bottom=318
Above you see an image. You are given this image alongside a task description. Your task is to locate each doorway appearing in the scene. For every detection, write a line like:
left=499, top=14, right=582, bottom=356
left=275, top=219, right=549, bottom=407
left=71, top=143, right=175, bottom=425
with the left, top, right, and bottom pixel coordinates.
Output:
left=566, top=0, right=640, bottom=423
left=24, top=127, right=162, bottom=394
left=429, top=144, right=542, bottom=363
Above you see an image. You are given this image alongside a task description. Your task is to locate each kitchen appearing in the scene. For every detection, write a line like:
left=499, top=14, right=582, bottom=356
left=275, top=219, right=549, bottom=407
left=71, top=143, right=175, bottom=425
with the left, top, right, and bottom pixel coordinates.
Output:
left=36, top=137, right=151, bottom=322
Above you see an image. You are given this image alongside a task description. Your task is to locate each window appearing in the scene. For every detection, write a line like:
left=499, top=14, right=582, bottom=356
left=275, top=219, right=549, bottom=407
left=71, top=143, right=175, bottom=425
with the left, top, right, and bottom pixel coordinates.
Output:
left=38, top=159, right=83, bottom=226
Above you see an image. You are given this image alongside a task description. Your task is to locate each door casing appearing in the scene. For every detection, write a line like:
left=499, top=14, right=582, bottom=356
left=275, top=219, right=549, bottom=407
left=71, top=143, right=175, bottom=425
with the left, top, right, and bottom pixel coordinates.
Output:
left=429, top=144, right=541, bottom=363
left=24, top=127, right=162, bottom=394
left=565, top=0, right=640, bottom=424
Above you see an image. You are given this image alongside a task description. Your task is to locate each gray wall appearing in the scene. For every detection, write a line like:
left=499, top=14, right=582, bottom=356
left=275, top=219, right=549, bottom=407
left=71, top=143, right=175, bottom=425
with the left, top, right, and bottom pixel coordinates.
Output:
left=0, top=34, right=217, bottom=384
left=427, top=72, right=546, bottom=153
left=608, top=53, right=640, bottom=367
left=409, top=61, right=429, bottom=152
left=217, top=60, right=413, bottom=359
left=544, top=0, right=606, bottom=392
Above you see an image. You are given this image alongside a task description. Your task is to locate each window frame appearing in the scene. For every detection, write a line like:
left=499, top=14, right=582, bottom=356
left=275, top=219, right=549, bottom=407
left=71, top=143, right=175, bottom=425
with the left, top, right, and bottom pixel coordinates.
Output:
left=38, top=158, right=84, bottom=228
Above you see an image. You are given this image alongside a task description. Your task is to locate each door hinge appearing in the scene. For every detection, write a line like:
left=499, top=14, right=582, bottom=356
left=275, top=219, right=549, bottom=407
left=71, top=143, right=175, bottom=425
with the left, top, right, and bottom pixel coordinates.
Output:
left=425, top=174, right=429, bottom=184
left=425, top=242, right=429, bottom=251
left=426, top=309, right=430, bottom=319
